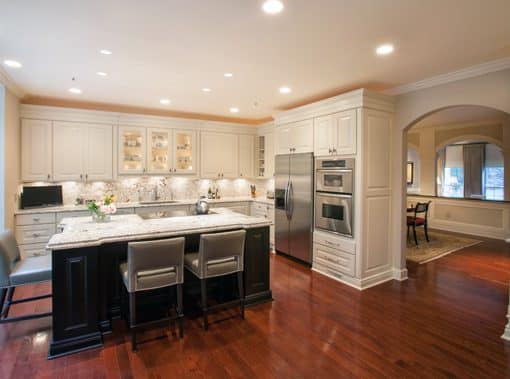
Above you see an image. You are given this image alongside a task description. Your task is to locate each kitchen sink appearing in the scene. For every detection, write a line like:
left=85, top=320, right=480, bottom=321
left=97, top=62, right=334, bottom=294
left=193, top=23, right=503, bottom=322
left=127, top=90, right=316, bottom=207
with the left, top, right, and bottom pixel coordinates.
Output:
left=139, top=210, right=217, bottom=220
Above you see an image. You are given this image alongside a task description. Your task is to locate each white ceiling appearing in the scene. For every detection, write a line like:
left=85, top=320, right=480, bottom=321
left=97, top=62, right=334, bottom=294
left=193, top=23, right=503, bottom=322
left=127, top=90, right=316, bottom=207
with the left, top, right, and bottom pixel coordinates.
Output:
left=1, top=0, right=510, bottom=120
left=412, top=106, right=510, bottom=129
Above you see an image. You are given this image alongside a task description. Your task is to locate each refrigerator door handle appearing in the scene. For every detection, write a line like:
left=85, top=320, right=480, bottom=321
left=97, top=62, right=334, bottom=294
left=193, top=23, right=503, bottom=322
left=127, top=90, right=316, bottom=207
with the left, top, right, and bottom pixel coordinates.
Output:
left=284, top=181, right=290, bottom=219
left=287, top=181, right=294, bottom=219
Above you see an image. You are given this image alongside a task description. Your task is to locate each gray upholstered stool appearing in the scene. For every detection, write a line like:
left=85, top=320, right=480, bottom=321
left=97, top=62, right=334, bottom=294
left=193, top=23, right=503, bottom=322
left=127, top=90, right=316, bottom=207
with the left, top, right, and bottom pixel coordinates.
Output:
left=0, top=230, right=52, bottom=324
left=119, top=237, right=185, bottom=352
left=185, top=230, right=246, bottom=330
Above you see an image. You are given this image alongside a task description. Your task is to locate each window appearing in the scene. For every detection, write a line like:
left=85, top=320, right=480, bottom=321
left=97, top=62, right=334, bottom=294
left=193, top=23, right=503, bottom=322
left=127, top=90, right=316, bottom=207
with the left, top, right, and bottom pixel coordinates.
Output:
left=484, top=144, right=504, bottom=200
left=438, top=143, right=504, bottom=201
left=443, top=145, right=464, bottom=198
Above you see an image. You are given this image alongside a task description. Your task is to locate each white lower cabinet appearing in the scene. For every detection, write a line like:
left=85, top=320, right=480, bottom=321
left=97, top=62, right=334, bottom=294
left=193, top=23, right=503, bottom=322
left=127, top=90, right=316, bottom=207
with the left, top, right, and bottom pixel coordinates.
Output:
left=313, top=230, right=356, bottom=278
left=15, top=212, right=56, bottom=259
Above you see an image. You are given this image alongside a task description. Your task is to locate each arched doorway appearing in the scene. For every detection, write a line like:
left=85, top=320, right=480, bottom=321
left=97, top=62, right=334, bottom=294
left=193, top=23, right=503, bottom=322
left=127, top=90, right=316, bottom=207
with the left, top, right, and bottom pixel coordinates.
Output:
left=395, top=103, right=510, bottom=272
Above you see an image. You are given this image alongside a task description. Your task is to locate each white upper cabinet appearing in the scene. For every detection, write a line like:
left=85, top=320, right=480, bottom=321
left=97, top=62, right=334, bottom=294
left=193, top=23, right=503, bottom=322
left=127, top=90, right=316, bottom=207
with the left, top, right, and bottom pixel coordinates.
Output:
left=53, top=122, right=85, bottom=181
left=200, top=132, right=239, bottom=178
left=238, top=134, right=254, bottom=178
left=275, top=119, right=314, bottom=155
left=256, top=133, right=275, bottom=178
left=173, top=130, right=197, bottom=174
left=53, top=122, right=113, bottom=181
left=118, top=126, right=147, bottom=174
left=21, top=119, right=53, bottom=182
left=314, top=115, right=336, bottom=156
left=334, top=109, right=357, bottom=155
left=147, top=128, right=173, bottom=174
left=314, top=110, right=357, bottom=156
left=84, top=124, right=113, bottom=181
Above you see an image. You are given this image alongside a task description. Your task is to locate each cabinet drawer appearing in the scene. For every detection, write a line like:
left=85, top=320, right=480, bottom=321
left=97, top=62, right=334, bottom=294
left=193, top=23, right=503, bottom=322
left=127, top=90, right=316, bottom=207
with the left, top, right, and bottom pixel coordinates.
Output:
left=56, top=210, right=90, bottom=223
left=313, top=230, right=355, bottom=255
left=15, top=224, right=55, bottom=245
left=16, top=213, right=55, bottom=226
left=19, top=243, right=51, bottom=259
left=313, top=243, right=355, bottom=276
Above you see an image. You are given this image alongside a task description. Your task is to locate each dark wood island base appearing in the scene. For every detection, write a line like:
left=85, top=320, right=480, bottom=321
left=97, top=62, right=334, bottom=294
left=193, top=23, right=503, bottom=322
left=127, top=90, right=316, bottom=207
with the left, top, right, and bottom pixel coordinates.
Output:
left=48, top=226, right=271, bottom=359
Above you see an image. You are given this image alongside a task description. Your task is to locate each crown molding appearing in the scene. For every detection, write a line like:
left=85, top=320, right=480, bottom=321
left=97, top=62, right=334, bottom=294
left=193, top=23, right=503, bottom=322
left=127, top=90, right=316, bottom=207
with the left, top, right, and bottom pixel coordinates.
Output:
left=19, top=104, right=259, bottom=134
left=385, top=57, right=510, bottom=96
left=273, top=88, right=394, bottom=125
left=0, top=66, right=25, bottom=98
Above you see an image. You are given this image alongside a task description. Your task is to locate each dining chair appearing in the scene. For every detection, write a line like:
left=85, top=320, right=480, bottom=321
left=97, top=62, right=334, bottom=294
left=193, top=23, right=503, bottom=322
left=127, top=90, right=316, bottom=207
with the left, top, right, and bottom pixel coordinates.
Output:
left=407, top=201, right=431, bottom=246
left=0, top=230, right=52, bottom=324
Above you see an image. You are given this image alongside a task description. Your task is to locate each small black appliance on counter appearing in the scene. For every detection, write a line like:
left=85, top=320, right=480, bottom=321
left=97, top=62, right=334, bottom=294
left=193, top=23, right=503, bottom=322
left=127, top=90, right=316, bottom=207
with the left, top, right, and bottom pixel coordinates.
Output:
left=20, top=185, right=63, bottom=209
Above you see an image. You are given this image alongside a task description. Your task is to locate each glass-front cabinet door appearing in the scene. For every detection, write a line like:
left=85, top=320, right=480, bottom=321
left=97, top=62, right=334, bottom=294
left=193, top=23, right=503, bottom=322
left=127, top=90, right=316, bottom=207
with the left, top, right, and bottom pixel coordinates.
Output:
left=147, top=128, right=173, bottom=174
left=173, top=130, right=197, bottom=174
left=119, top=126, right=146, bottom=174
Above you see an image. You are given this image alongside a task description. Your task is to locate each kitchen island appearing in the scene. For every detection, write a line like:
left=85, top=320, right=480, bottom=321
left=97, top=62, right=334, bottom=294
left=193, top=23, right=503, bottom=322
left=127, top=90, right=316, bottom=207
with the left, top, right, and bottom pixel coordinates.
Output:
left=47, top=209, right=272, bottom=358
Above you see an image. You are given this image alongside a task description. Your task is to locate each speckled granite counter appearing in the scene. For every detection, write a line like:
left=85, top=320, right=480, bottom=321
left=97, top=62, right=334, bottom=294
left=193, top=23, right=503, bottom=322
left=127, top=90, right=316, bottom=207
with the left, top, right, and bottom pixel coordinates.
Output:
left=48, top=208, right=271, bottom=251
left=16, top=196, right=274, bottom=215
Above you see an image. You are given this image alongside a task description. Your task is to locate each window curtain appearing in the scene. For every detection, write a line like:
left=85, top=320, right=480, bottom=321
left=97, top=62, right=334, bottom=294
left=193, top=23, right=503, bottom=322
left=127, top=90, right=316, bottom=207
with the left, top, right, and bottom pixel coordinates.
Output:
left=463, top=144, right=485, bottom=198
left=436, top=148, right=446, bottom=196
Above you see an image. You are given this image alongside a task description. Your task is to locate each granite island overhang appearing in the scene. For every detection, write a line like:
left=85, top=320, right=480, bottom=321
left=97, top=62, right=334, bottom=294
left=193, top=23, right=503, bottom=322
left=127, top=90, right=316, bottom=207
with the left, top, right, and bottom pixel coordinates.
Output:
left=46, top=209, right=272, bottom=359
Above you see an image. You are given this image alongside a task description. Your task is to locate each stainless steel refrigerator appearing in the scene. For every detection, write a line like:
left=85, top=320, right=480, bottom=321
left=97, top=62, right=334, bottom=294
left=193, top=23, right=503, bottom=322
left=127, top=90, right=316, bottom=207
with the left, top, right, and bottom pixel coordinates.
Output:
left=274, top=153, right=314, bottom=264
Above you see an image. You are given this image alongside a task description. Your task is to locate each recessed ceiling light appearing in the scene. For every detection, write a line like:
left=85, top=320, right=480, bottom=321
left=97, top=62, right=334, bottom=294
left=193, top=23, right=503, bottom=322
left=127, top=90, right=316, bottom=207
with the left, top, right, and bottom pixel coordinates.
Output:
left=229, top=107, right=240, bottom=113
left=99, top=49, right=112, bottom=55
left=68, top=87, right=82, bottom=94
left=376, top=44, right=394, bottom=56
left=96, top=71, right=108, bottom=77
left=279, top=86, right=292, bottom=94
left=224, top=72, right=233, bottom=78
left=3, top=60, right=22, bottom=68
left=202, top=88, right=212, bottom=92
left=262, top=0, right=284, bottom=14
left=160, top=98, right=171, bottom=105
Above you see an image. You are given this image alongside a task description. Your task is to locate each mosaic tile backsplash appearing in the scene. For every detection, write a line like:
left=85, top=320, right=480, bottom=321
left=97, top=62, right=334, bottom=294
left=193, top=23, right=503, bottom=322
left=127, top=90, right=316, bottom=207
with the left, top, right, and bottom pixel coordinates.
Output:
left=23, top=177, right=274, bottom=206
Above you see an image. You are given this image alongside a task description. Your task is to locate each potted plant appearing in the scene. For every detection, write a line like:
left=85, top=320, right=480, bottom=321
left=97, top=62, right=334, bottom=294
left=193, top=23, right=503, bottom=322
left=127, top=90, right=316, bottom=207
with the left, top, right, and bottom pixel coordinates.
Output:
left=88, top=193, right=117, bottom=222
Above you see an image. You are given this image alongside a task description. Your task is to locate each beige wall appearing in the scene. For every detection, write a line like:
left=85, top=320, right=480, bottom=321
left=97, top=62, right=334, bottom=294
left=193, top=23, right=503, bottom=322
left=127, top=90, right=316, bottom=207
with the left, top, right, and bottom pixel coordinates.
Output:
left=392, top=68, right=510, bottom=270
left=3, top=88, right=20, bottom=230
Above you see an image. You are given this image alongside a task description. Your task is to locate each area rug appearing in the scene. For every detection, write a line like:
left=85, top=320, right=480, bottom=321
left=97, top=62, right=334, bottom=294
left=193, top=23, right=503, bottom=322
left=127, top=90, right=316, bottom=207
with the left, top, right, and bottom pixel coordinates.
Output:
left=406, top=230, right=481, bottom=264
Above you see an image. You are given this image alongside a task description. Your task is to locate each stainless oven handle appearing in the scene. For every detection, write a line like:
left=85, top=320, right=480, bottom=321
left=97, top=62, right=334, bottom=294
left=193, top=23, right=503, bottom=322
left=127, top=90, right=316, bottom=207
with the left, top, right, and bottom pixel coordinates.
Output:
left=316, top=192, right=352, bottom=199
left=316, top=169, right=353, bottom=173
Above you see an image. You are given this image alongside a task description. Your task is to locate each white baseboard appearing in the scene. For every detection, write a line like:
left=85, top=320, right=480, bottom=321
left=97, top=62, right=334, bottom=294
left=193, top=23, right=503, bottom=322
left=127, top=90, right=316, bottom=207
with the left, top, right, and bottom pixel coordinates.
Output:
left=430, top=220, right=505, bottom=240
left=501, top=324, right=510, bottom=341
left=312, top=266, right=396, bottom=290
left=393, top=268, right=408, bottom=281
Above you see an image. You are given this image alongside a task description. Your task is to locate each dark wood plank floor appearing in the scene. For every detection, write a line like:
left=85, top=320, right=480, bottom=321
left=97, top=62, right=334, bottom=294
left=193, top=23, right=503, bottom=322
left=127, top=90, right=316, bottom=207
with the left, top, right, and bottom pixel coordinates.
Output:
left=1, top=236, right=510, bottom=379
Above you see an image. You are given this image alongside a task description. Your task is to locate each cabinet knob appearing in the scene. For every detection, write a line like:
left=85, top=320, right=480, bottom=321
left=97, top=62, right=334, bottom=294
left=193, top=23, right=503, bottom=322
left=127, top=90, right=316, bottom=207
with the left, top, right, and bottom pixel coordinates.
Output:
left=32, top=233, right=40, bottom=238
left=33, top=217, right=40, bottom=222
left=85, top=174, right=88, bottom=180
left=47, top=174, right=50, bottom=180
left=80, top=174, right=83, bottom=180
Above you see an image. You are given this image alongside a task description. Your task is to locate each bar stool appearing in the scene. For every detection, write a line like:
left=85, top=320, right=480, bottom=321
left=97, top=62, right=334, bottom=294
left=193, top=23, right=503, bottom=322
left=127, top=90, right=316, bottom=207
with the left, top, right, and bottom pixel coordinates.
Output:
left=184, top=230, right=246, bottom=330
left=119, top=237, right=185, bottom=352
left=0, top=230, right=52, bottom=323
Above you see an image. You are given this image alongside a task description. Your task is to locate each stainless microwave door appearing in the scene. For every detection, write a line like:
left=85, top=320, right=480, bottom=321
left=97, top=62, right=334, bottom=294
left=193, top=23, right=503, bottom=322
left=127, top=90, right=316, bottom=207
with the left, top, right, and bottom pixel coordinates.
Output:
left=316, top=169, right=353, bottom=194
left=315, top=193, right=353, bottom=236
left=289, top=153, right=314, bottom=264
left=275, top=155, right=290, bottom=255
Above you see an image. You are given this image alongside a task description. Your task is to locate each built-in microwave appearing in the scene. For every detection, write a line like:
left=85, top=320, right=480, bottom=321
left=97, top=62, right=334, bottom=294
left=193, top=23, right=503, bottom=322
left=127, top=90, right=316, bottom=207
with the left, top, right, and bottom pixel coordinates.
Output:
left=316, top=158, right=354, bottom=194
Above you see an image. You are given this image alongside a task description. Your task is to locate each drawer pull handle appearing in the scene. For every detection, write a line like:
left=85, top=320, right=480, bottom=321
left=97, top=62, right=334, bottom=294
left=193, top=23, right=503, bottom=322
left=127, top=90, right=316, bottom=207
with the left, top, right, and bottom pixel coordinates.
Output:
left=32, top=233, right=41, bottom=237
left=33, top=218, right=40, bottom=222
left=325, top=240, right=339, bottom=248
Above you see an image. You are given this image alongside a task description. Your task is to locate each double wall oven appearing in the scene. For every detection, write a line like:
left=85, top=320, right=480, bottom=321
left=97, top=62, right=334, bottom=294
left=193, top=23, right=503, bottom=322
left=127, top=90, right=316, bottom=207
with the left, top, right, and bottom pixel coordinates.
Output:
left=315, top=158, right=354, bottom=237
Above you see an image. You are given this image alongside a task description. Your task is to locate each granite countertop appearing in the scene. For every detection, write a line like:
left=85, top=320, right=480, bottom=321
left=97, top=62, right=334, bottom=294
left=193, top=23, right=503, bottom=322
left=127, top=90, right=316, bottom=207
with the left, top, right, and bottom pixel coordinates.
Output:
left=47, top=208, right=271, bottom=251
left=15, top=196, right=274, bottom=215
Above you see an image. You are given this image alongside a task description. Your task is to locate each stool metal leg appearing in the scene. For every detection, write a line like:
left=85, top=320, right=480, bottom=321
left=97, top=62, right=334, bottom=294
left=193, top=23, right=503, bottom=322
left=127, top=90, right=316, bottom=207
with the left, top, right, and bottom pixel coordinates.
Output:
left=129, top=292, right=137, bottom=352
left=201, top=278, right=208, bottom=331
left=1, top=287, right=15, bottom=318
left=176, top=284, right=183, bottom=338
left=237, top=271, right=245, bottom=320
left=0, top=288, right=6, bottom=318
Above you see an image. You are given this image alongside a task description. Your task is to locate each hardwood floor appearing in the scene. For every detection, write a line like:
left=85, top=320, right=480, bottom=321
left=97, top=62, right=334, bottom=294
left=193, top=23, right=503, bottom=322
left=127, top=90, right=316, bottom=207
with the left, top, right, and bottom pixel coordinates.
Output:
left=1, top=237, right=510, bottom=378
